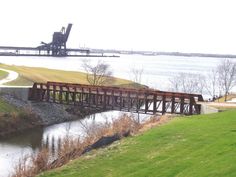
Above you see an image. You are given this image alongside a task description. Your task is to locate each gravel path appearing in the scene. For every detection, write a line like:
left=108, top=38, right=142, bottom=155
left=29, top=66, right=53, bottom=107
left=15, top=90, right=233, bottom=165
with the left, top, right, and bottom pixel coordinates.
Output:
left=0, top=68, right=19, bottom=85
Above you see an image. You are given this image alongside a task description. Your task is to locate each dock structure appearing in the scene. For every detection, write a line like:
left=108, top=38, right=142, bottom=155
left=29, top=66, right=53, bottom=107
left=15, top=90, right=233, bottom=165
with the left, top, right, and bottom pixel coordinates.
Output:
left=0, top=46, right=117, bottom=57
left=28, top=82, right=203, bottom=115
left=0, top=46, right=88, bottom=56
left=0, top=23, right=118, bottom=57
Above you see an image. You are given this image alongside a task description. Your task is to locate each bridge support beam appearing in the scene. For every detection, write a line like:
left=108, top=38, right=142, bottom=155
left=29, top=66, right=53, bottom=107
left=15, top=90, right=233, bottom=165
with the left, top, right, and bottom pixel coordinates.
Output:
left=162, top=96, right=166, bottom=115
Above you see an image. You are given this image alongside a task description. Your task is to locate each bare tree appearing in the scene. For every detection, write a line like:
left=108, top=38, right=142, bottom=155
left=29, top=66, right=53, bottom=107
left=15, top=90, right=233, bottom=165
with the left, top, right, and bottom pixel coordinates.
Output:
left=169, top=72, right=206, bottom=94
left=204, top=68, right=218, bottom=99
left=217, top=59, right=236, bottom=101
left=130, top=67, right=144, bottom=84
left=82, top=59, right=113, bottom=86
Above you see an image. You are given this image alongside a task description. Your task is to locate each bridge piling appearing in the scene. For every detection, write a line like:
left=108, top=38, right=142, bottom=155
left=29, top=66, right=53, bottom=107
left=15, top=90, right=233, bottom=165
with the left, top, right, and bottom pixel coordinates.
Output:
left=162, top=96, right=166, bottom=115
left=180, top=97, right=184, bottom=114
left=171, top=96, right=175, bottom=113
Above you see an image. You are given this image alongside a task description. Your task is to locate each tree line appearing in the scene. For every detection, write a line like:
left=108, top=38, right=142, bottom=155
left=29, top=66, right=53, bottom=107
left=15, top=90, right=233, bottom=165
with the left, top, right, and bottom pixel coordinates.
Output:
left=169, top=59, right=236, bottom=101
left=82, top=59, right=236, bottom=102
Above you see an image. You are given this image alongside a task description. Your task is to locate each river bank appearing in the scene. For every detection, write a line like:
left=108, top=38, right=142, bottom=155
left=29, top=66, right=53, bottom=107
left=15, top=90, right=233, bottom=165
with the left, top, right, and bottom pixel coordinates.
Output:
left=0, top=93, right=103, bottom=138
left=11, top=113, right=164, bottom=177
left=38, top=109, right=236, bottom=177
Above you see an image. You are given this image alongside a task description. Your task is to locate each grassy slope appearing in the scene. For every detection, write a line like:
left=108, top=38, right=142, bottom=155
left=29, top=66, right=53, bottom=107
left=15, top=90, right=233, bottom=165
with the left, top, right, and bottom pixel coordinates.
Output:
left=0, top=98, right=17, bottom=113
left=0, top=64, right=132, bottom=86
left=0, top=70, right=8, bottom=80
left=0, top=98, right=41, bottom=136
left=39, top=110, right=236, bottom=177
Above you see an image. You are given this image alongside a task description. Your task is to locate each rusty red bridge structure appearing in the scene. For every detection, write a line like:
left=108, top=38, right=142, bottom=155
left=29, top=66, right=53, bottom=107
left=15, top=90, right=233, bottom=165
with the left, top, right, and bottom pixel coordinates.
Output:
left=28, top=82, right=204, bottom=115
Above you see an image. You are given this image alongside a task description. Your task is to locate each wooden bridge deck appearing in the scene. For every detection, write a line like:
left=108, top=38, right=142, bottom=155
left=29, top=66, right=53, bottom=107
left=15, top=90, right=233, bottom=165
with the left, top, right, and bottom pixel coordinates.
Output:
left=28, top=82, right=204, bottom=115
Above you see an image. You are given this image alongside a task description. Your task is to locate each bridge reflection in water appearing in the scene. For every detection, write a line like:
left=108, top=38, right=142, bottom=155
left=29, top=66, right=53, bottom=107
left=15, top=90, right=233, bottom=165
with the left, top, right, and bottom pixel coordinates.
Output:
left=28, top=82, right=203, bottom=115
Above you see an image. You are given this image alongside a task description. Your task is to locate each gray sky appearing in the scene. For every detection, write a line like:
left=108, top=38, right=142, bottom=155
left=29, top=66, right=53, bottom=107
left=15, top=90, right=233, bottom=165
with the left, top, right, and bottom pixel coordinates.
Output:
left=1, top=0, right=236, bottom=54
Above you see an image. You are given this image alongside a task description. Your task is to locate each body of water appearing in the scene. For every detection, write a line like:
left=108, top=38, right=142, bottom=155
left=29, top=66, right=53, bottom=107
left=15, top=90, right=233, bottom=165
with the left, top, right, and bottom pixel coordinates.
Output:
left=0, top=54, right=232, bottom=90
left=0, top=54, right=235, bottom=176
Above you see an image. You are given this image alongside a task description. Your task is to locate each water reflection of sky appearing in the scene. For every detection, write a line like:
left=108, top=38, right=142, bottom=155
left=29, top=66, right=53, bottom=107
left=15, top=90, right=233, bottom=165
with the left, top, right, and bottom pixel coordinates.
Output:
left=0, top=144, right=33, bottom=177
left=43, top=111, right=150, bottom=140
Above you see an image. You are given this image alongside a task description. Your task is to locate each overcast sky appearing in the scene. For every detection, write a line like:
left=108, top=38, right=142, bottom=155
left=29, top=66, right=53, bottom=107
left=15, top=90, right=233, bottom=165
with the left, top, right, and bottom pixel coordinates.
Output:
left=1, top=0, right=236, bottom=54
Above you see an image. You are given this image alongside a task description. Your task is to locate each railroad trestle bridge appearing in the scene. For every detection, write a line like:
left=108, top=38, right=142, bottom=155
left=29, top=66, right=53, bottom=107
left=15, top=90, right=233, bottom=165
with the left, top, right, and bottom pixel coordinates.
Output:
left=28, top=82, right=204, bottom=115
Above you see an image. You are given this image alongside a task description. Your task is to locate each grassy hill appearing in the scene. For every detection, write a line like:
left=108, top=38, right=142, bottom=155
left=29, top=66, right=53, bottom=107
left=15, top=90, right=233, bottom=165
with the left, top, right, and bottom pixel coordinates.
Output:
left=39, top=109, right=236, bottom=177
left=0, top=64, right=133, bottom=86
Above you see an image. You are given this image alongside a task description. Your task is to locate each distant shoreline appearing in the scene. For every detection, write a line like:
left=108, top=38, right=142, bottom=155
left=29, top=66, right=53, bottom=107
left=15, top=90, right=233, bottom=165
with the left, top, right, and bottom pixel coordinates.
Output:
left=89, top=48, right=236, bottom=58
left=151, top=52, right=236, bottom=58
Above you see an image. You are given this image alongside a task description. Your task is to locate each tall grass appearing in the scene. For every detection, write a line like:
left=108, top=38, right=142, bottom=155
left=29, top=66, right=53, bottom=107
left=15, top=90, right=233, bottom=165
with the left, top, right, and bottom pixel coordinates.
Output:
left=11, top=114, right=160, bottom=177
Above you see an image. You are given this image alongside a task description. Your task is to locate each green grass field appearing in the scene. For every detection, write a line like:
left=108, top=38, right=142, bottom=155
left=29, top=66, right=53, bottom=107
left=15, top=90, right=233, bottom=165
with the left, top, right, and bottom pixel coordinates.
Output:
left=0, top=69, right=8, bottom=80
left=0, top=64, right=133, bottom=86
left=39, top=110, right=236, bottom=177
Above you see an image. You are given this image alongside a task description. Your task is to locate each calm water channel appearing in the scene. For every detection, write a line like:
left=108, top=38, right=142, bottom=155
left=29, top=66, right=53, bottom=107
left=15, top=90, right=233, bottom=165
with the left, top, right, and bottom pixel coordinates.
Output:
left=0, top=54, right=235, bottom=176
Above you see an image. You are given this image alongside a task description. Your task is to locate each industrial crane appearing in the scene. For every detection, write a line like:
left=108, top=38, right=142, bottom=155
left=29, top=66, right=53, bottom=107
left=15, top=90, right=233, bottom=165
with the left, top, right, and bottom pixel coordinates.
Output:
left=38, top=23, right=73, bottom=56
left=0, top=23, right=118, bottom=57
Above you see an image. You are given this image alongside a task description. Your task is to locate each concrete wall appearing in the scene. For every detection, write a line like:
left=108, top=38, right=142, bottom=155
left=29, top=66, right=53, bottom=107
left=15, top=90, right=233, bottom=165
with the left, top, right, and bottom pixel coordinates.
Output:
left=0, top=87, right=30, bottom=101
left=200, top=103, right=219, bottom=114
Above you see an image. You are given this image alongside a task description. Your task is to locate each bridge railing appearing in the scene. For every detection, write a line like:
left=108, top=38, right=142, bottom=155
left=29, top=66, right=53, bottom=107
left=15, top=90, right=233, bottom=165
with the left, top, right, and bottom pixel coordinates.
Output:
left=28, top=82, right=203, bottom=115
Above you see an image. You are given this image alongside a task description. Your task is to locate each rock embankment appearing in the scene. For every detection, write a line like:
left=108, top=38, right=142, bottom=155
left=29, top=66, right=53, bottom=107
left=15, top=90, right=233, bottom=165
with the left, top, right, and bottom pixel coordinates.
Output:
left=1, top=94, right=91, bottom=126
